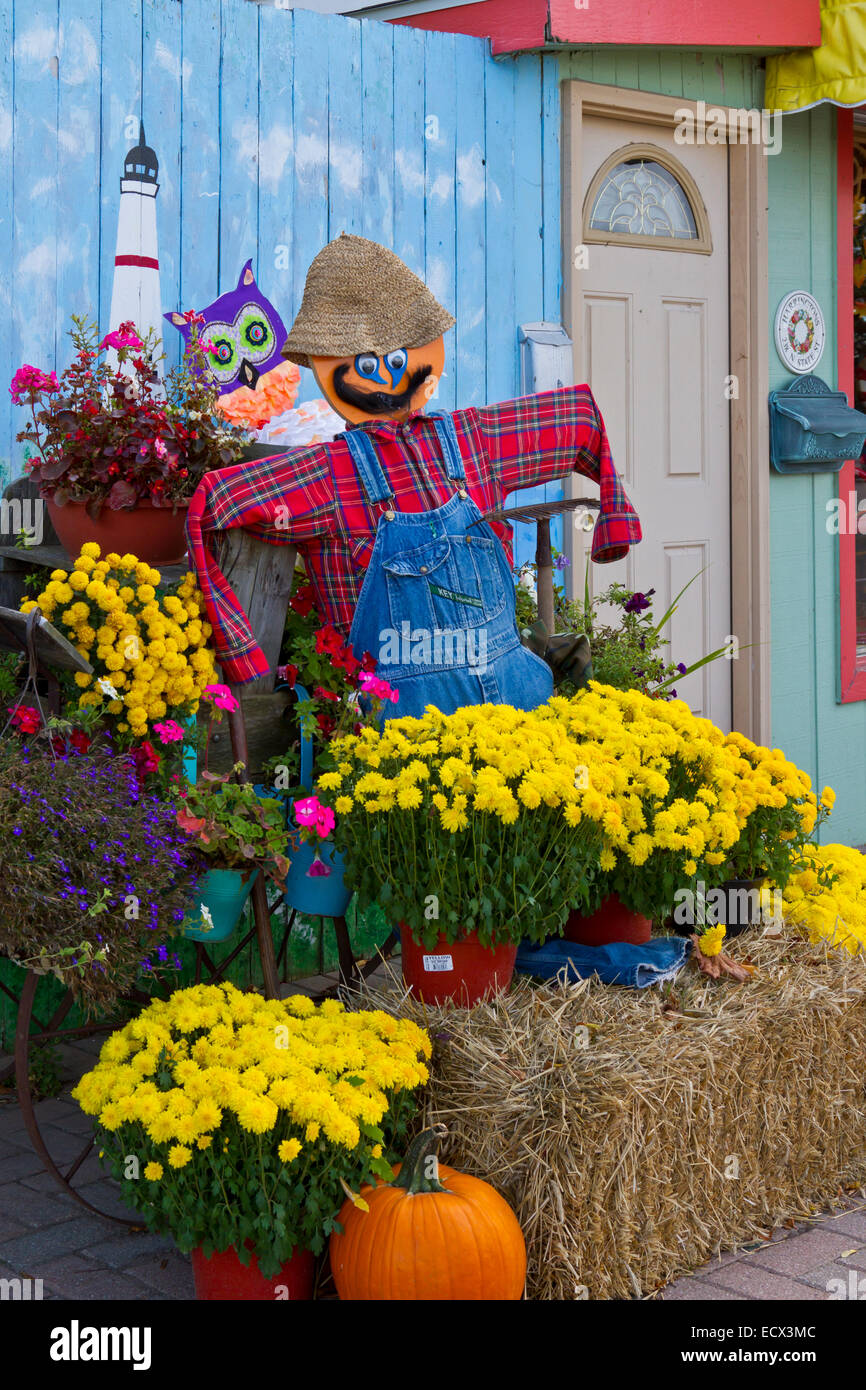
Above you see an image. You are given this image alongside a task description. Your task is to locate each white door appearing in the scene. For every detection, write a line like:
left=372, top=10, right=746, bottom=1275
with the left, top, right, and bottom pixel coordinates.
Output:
left=575, top=115, right=731, bottom=728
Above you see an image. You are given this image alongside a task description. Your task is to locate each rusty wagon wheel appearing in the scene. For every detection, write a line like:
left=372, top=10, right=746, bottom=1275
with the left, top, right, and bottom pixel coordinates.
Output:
left=1, top=969, right=145, bottom=1226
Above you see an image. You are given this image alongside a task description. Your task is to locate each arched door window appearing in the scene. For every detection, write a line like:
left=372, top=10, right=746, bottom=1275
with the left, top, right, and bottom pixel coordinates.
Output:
left=583, top=143, right=712, bottom=254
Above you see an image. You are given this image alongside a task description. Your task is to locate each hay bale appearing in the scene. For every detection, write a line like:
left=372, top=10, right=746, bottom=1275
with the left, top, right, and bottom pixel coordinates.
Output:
left=355, top=934, right=866, bottom=1299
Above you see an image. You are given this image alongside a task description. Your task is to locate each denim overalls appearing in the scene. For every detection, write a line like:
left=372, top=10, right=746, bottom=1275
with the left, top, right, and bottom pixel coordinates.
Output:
left=342, top=411, right=553, bottom=721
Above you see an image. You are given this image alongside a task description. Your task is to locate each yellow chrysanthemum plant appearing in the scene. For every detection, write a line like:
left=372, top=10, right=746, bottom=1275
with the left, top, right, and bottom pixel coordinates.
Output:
left=72, top=983, right=431, bottom=1274
left=782, top=842, right=866, bottom=956
left=715, top=731, right=832, bottom=887
left=317, top=682, right=835, bottom=950
left=317, top=701, right=605, bottom=950
left=535, top=685, right=830, bottom=927
left=20, top=542, right=218, bottom=760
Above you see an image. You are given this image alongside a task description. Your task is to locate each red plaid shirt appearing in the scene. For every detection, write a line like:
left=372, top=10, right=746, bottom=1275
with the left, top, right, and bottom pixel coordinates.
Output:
left=186, top=385, right=641, bottom=684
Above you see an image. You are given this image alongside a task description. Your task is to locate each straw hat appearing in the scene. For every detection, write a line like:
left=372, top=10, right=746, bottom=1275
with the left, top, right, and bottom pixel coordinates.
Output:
left=281, top=233, right=455, bottom=367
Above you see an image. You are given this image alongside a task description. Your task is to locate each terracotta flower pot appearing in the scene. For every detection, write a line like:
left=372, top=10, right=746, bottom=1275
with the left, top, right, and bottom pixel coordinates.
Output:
left=46, top=497, right=188, bottom=564
left=190, top=1244, right=314, bottom=1301
left=399, top=926, right=517, bottom=1005
left=563, top=894, right=651, bottom=947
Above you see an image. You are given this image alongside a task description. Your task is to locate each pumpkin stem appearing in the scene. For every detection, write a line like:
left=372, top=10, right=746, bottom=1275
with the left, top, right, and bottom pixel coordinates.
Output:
left=391, top=1123, right=449, bottom=1195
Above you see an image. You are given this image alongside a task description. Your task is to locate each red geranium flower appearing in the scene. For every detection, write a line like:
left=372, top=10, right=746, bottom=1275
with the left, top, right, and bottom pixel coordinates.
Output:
left=315, top=713, right=336, bottom=737
left=131, top=740, right=161, bottom=778
left=313, top=686, right=340, bottom=703
left=314, top=624, right=344, bottom=657
left=276, top=663, right=298, bottom=688
left=8, top=705, right=41, bottom=735
left=290, top=583, right=317, bottom=618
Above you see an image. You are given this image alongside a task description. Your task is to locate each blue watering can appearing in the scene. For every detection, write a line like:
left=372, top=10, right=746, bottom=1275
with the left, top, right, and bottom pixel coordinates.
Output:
left=282, top=683, right=352, bottom=917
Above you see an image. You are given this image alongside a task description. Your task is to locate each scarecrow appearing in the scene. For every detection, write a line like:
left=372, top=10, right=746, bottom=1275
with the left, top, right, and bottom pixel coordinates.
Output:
left=186, top=234, right=641, bottom=719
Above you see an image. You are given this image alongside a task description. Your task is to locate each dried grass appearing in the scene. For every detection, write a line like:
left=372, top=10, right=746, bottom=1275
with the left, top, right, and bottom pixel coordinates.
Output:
left=354, top=933, right=866, bottom=1300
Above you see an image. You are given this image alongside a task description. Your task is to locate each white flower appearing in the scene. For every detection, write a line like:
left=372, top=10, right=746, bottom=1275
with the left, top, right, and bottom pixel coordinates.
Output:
left=97, top=678, right=120, bottom=701
left=518, top=566, right=537, bottom=598
left=199, top=904, right=215, bottom=934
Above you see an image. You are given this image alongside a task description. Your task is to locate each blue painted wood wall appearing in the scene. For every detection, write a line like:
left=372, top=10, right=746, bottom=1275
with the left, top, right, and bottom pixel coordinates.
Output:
left=0, top=0, right=563, bottom=565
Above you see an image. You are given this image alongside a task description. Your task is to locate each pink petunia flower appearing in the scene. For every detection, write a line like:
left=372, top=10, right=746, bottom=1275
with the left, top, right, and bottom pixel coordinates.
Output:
left=306, top=856, right=332, bottom=879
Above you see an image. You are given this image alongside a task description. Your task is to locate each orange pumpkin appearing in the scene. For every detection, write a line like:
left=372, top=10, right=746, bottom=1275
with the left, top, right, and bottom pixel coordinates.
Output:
left=329, top=1124, right=526, bottom=1300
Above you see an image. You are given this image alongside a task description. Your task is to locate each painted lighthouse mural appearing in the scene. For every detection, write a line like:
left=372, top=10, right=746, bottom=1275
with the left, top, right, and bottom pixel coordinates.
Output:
left=106, top=122, right=163, bottom=367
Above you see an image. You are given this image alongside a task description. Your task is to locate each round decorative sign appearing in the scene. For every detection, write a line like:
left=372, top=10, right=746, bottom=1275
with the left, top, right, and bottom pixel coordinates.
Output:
left=774, top=290, right=825, bottom=374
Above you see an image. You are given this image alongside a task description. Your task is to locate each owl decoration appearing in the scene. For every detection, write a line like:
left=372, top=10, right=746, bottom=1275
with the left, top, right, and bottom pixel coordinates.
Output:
left=165, top=260, right=300, bottom=430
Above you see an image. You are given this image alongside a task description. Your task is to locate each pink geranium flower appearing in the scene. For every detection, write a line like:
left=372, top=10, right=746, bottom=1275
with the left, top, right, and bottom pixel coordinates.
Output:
left=9, top=365, right=59, bottom=405
left=100, top=326, right=144, bottom=352
left=358, top=671, right=399, bottom=704
left=294, top=796, right=335, bottom=838
left=153, top=719, right=185, bottom=744
left=294, top=796, right=322, bottom=827
left=202, top=683, right=239, bottom=712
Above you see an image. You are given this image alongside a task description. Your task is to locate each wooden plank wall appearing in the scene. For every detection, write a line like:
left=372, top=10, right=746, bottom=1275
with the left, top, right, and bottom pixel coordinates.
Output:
left=0, top=0, right=563, bottom=566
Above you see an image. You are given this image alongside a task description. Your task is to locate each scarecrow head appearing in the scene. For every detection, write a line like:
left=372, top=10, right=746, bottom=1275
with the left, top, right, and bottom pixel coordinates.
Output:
left=281, top=233, right=455, bottom=425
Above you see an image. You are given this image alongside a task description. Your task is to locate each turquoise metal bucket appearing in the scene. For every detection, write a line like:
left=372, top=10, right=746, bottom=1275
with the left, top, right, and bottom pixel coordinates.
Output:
left=282, top=684, right=352, bottom=918
left=284, top=836, right=351, bottom=917
left=182, top=867, right=259, bottom=943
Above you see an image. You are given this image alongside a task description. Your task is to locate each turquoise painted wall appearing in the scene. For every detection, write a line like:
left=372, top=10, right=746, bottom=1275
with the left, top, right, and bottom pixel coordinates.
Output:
left=558, top=47, right=764, bottom=107
left=766, top=106, right=866, bottom=846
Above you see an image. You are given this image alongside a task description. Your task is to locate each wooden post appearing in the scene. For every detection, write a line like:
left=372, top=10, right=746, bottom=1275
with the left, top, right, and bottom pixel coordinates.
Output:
left=227, top=694, right=281, bottom=1001
left=536, top=516, right=555, bottom=635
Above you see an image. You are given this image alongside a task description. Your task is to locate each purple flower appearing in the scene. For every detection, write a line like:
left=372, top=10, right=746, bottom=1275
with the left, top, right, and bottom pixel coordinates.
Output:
left=554, top=555, right=570, bottom=570
left=306, top=858, right=332, bottom=879
left=624, top=591, right=653, bottom=615
left=676, top=662, right=687, bottom=675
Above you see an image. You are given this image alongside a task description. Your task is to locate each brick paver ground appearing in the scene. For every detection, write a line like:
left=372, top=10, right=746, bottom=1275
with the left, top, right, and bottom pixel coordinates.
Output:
left=2, top=1038, right=864, bottom=1301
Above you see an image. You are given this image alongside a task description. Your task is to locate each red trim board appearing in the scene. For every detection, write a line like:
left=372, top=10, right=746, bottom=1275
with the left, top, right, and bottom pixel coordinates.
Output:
left=393, top=0, right=820, bottom=54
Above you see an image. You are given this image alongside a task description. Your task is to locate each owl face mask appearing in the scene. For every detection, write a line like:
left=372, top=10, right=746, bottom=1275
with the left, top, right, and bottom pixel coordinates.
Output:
left=165, top=260, right=288, bottom=395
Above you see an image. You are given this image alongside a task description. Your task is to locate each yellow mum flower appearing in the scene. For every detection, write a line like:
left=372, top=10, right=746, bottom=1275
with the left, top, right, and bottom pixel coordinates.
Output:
left=278, top=1138, right=302, bottom=1163
left=168, top=1144, right=192, bottom=1169
left=698, top=924, right=726, bottom=957
left=144, top=1161, right=163, bottom=1181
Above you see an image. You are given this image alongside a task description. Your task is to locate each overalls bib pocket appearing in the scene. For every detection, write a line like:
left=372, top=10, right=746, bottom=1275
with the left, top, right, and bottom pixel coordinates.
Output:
left=382, top=537, right=450, bottom=632
left=383, top=534, right=504, bottom=636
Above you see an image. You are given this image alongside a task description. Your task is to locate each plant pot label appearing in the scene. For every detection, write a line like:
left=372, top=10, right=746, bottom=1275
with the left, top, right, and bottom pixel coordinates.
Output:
left=422, top=954, right=454, bottom=972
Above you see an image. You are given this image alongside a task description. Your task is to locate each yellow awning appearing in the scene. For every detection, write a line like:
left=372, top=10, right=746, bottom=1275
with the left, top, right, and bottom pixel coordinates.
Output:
left=765, top=0, right=866, bottom=112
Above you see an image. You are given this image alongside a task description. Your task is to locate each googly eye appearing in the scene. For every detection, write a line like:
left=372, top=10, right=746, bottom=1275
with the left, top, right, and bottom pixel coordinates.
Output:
left=384, top=348, right=408, bottom=384
left=354, top=354, right=383, bottom=381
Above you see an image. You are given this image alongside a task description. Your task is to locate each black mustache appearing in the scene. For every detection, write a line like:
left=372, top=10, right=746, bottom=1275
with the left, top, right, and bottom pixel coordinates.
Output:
left=332, top=363, right=432, bottom=414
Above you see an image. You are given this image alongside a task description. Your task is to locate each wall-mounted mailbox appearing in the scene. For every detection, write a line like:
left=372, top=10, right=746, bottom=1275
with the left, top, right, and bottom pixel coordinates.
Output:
left=519, top=322, right=573, bottom=396
left=769, top=374, right=866, bottom=474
